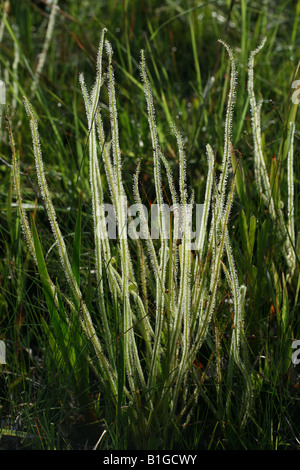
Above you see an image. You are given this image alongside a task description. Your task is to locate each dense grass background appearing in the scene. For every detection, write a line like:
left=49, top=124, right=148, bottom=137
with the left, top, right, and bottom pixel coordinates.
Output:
left=0, top=0, right=299, bottom=449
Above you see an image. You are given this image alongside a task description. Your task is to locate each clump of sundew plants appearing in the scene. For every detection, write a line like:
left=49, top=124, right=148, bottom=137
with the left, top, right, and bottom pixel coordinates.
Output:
left=7, top=27, right=252, bottom=447
left=0, top=1, right=299, bottom=451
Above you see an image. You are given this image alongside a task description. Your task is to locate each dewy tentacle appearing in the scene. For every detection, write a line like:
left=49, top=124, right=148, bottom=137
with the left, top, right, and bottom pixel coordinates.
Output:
left=22, top=95, right=118, bottom=397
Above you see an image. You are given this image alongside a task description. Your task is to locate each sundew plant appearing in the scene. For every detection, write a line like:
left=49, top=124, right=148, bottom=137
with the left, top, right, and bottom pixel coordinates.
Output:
left=248, top=38, right=296, bottom=284
left=6, top=27, right=297, bottom=449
